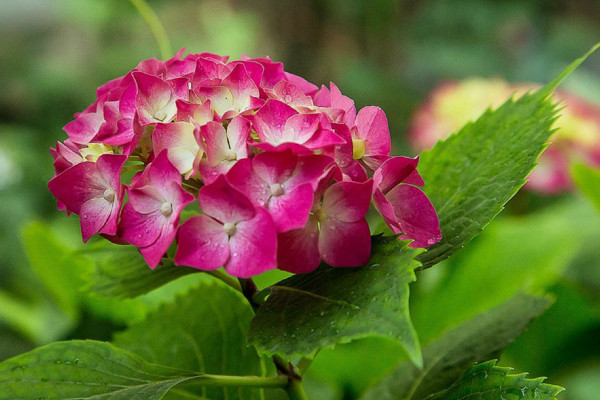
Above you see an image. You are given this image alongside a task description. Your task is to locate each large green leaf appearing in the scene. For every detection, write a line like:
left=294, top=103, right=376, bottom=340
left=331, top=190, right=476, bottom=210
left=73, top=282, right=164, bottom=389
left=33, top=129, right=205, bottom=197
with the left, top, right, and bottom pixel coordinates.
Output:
left=412, top=201, right=579, bottom=344
left=248, top=236, right=423, bottom=367
left=426, top=360, right=563, bottom=400
left=0, top=340, right=196, bottom=400
left=361, top=293, right=551, bottom=400
left=416, top=45, right=599, bottom=269
left=79, top=241, right=197, bottom=299
left=113, top=279, right=266, bottom=400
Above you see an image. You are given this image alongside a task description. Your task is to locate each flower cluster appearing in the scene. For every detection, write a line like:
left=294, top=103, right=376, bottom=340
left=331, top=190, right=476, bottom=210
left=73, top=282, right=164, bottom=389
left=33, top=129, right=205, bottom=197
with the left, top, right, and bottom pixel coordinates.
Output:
left=49, top=50, right=441, bottom=277
left=409, top=77, right=600, bottom=194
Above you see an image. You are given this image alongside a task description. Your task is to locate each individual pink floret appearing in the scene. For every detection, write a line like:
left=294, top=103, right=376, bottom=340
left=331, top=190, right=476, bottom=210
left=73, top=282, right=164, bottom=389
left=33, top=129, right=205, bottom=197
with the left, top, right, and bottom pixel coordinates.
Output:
left=152, top=121, right=204, bottom=179
left=120, top=151, right=195, bottom=268
left=277, top=179, right=373, bottom=273
left=252, top=99, right=344, bottom=153
left=372, top=156, right=441, bottom=248
left=133, top=72, right=190, bottom=125
left=351, top=106, right=392, bottom=171
left=227, top=150, right=336, bottom=232
left=175, top=175, right=277, bottom=277
left=48, top=154, right=127, bottom=242
left=199, top=116, right=250, bottom=183
left=194, top=63, right=261, bottom=119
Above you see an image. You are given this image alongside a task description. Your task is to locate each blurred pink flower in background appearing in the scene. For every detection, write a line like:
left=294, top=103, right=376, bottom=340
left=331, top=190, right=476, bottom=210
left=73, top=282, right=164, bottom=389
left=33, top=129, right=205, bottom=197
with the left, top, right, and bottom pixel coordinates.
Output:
left=409, top=77, right=600, bottom=194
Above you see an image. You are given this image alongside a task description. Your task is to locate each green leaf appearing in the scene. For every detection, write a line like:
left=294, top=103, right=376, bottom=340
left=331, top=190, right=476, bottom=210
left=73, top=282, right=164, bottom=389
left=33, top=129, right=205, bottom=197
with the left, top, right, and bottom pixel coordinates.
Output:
left=248, top=236, right=423, bottom=367
left=572, top=163, right=600, bottom=212
left=416, top=44, right=600, bottom=269
left=361, top=293, right=551, bottom=400
left=79, top=241, right=197, bottom=299
left=0, top=340, right=196, bottom=400
left=412, top=201, right=578, bottom=344
left=114, top=279, right=266, bottom=400
left=426, top=360, right=564, bottom=400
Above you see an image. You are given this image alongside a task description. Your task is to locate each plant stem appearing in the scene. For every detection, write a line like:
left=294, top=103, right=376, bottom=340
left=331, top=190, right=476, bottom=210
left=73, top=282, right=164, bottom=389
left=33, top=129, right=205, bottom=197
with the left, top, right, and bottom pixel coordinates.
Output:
left=238, top=277, right=261, bottom=311
left=206, top=270, right=242, bottom=291
left=129, top=0, right=172, bottom=59
left=287, top=378, right=310, bottom=400
left=183, top=374, right=288, bottom=388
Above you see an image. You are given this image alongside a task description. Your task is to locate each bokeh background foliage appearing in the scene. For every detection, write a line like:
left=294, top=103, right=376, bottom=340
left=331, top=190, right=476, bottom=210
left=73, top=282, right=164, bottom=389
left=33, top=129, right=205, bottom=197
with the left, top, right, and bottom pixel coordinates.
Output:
left=0, top=1, right=599, bottom=399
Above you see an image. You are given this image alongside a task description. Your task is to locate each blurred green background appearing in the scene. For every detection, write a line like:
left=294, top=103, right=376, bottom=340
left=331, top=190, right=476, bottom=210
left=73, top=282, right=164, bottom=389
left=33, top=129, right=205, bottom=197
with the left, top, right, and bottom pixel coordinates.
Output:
left=1, top=1, right=600, bottom=399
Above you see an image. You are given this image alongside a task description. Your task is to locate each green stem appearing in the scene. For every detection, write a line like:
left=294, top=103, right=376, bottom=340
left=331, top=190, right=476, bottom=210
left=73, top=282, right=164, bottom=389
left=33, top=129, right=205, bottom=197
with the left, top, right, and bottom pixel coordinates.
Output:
left=287, top=378, right=310, bottom=400
left=129, top=0, right=172, bottom=59
left=205, top=270, right=242, bottom=291
left=238, top=278, right=261, bottom=311
left=183, top=374, right=288, bottom=388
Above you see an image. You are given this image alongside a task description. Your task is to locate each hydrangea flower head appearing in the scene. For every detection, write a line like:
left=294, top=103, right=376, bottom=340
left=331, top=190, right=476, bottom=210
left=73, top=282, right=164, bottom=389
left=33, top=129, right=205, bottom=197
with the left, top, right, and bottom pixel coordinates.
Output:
left=49, top=50, right=442, bottom=276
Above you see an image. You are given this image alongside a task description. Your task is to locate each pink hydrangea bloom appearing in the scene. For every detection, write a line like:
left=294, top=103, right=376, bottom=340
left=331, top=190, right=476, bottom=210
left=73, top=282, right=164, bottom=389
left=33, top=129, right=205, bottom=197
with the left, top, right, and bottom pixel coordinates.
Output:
left=49, top=49, right=441, bottom=276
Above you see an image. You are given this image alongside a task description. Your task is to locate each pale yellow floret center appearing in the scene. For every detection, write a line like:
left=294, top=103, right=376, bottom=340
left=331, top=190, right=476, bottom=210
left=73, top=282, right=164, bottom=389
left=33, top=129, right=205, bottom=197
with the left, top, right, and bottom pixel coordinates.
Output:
left=160, top=202, right=173, bottom=217
left=154, top=109, right=168, bottom=122
left=81, top=143, right=114, bottom=162
left=223, top=222, right=237, bottom=236
left=224, top=149, right=237, bottom=161
left=103, top=188, right=115, bottom=203
left=270, top=183, right=285, bottom=197
left=313, top=208, right=327, bottom=223
left=352, top=138, right=366, bottom=160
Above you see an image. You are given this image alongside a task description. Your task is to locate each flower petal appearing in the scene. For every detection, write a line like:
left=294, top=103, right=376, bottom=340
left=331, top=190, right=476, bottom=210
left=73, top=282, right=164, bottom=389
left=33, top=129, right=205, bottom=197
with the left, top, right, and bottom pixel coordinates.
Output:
left=226, top=208, right=277, bottom=277
left=319, top=218, right=371, bottom=267
left=277, top=217, right=321, bottom=273
left=175, top=215, right=229, bottom=271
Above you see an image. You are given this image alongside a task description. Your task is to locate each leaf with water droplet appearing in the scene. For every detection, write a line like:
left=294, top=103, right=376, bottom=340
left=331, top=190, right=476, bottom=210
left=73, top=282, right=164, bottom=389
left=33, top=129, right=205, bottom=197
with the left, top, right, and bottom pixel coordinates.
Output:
left=249, top=236, right=424, bottom=367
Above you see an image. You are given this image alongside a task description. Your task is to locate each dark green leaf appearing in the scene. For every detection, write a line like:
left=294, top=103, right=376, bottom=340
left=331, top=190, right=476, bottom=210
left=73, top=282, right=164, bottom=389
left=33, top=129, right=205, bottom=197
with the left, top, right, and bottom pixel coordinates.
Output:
left=0, top=340, right=196, bottom=400
left=416, top=44, right=600, bottom=269
left=425, top=360, right=564, bottom=400
left=114, top=279, right=265, bottom=400
left=248, top=236, right=423, bottom=367
left=79, top=242, right=197, bottom=299
left=361, top=293, right=551, bottom=400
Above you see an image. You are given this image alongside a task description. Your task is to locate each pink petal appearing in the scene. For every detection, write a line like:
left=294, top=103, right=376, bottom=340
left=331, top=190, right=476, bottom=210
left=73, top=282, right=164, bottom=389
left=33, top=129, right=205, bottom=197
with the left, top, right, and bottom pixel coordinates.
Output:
left=330, top=82, right=356, bottom=126
left=268, top=183, right=314, bottom=232
left=355, top=106, right=391, bottom=169
left=146, top=150, right=186, bottom=195
left=153, top=122, right=202, bottom=176
left=199, top=175, right=255, bottom=224
left=283, top=113, right=320, bottom=144
left=373, top=156, right=423, bottom=195
left=120, top=202, right=163, bottom=247
left=319, top=218, right=371, bottom=267
left=176, top=100, right=213, bottom=126
left=285, top=72, right=319, bottom=96
left=226, top=208, right=277, bottom=277
left=272, top=80, right=313, bottom=107
left=277, top=218, right=321, bottom=273
left=139, top=221, right=178, bottom=268
left=64, top=111, right=104, bottom=144
left=79, top=197, right=115, bottom=242
left=196, top=85, right=234, bottom=117
left=322, top=180, right=373, bottom=223
left=175, top=215, right=229, bottom=271
left=227, top=116, right=250, bottom=158
left=202, top=121, right=230, bottom=166
left=222, top=63, right=260, bottom=112
left=226, top=158, right=271, bottom=207
left=253, top=99, right=298, bottom=144
left=385, top=184, right=442, bottom=248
